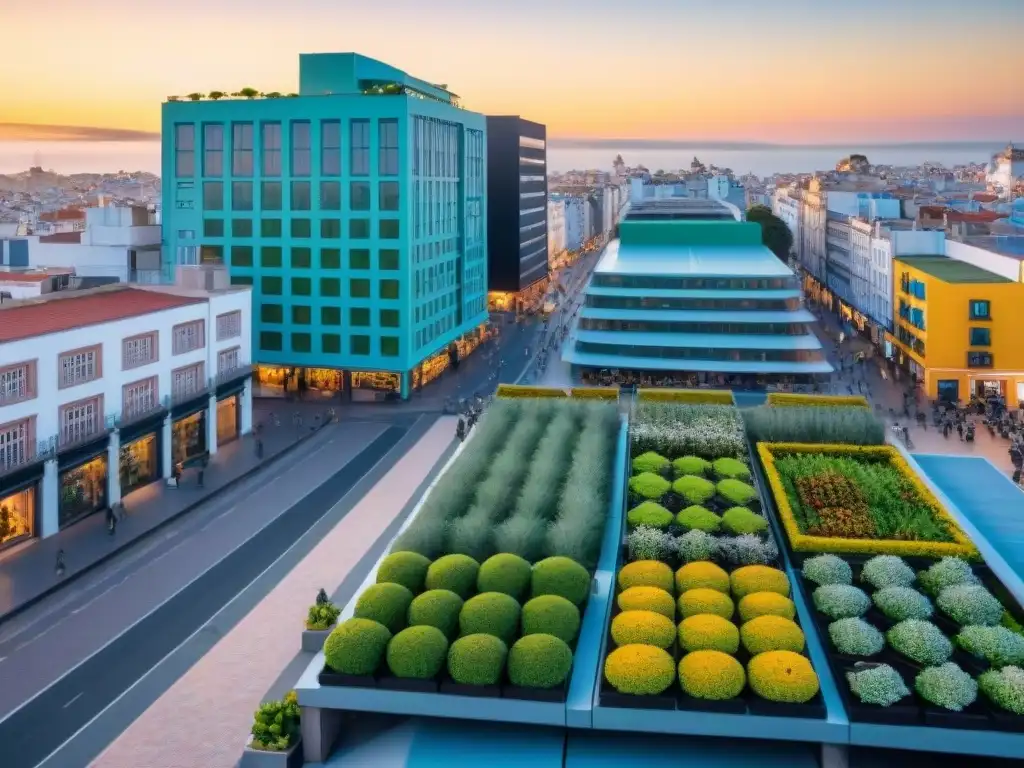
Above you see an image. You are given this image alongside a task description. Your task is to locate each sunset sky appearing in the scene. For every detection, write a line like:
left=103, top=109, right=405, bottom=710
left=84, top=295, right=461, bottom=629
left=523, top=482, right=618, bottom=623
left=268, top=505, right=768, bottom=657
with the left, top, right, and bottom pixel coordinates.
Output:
left=3, top=0, right=1022, bottom=144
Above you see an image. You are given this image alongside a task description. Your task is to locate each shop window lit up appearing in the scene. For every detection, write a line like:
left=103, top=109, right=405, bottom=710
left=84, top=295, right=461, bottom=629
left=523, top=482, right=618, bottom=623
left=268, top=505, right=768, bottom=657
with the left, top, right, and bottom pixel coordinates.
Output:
left=120, top=434, right=160, bottom=496
left=58, top=456, right=108, bottom=528
left=0, top=487, right=35, bottom=549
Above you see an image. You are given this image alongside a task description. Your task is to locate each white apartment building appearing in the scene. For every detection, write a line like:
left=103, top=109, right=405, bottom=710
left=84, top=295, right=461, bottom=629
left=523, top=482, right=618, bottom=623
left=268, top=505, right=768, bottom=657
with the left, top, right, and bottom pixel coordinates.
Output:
left=564, top=195, right=590, bottom=252
left=547, top=199, right=566, bottom=266
left=771, top=187, right=802, bottom=262
left=0, top=284, right=253, bottom=551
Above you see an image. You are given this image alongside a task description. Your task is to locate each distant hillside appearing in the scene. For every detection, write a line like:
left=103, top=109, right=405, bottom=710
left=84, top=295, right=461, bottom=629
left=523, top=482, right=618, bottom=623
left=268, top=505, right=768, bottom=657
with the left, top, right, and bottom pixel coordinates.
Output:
left=0, top=167, right=159, bottom=194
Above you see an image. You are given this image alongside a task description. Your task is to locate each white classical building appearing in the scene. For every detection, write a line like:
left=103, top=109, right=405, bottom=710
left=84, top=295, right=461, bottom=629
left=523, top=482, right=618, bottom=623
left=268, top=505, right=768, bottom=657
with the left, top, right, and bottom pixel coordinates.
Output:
left=547, top=198, right=566, bottom=266
left=0, top=284, right=253, bottom=550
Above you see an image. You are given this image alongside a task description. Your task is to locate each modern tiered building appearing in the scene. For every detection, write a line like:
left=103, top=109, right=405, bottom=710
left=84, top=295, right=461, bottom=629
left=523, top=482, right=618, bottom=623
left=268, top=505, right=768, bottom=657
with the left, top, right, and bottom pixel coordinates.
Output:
left=161, top=53, right=489, bottom=400
left=562, top=200, right=834, bottom=386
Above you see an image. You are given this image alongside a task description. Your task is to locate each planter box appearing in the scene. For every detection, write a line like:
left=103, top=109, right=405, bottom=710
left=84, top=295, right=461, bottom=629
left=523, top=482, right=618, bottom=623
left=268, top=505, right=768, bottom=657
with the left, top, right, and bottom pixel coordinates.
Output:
left=241, top=737, right=303, bottom=768
left=301, top=627, right=334, bottom=653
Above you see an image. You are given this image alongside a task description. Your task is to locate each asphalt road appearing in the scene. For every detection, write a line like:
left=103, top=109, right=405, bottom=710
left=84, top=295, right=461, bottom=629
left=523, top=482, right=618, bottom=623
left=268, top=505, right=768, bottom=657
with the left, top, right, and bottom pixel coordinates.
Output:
left=0, top=425, right=406, bottom=768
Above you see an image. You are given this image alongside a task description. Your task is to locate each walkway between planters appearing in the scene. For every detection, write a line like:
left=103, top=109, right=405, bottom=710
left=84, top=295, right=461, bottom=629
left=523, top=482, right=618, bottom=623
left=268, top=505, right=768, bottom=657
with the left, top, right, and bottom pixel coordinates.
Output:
left=90, top=416, right=457, bottom=768
left=0, top=401, right=329, bottom=624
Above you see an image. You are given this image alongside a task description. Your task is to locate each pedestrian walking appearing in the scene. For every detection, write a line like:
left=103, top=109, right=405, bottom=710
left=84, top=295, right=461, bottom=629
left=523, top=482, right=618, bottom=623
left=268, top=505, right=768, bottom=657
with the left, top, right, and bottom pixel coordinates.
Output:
left=197, top=462, right=205, bottom=488
left=55, top=548, right=66, bottom=578
left=255, top=436, right=264, bottom=459
left=957, top=422, right=964, bottom=441
left=172, top=462, right=183, bottom=487
left=106, top=505, right=117, bottom=535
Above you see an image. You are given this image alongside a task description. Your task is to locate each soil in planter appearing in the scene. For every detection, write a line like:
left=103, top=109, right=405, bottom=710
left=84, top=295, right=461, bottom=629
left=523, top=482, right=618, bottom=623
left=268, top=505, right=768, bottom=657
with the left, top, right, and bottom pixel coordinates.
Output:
left=502, top=680, right=568, bottom=703
left=599, top=678, right=677, bottom=710
left=920, top=697, right=994, bottom=731
left=318, top=664, right=378, bottom=689
left=439, top=677, right=502, bottom=698
left=989, top=707, right=1024, bottom=734
left=676, top=691, right=747, bottom=715
left=377, top=675, right=439, bottom=694
left=746, top=691, right=827, bottom=720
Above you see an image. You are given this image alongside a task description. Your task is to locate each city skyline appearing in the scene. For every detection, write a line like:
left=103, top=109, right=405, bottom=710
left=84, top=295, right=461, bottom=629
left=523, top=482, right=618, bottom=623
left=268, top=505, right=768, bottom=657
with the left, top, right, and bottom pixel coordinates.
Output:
left=3, top=0, right=1022, bottom=144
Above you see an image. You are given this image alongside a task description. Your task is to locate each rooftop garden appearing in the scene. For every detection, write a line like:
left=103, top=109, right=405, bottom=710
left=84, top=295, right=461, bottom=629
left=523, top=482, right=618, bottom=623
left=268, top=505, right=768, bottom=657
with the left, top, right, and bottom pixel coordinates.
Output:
left=166, top=89, right=297, bottom=102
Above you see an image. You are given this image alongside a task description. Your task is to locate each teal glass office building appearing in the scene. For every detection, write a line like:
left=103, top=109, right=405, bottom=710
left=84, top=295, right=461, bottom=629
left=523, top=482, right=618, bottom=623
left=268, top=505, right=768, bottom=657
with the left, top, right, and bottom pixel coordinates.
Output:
left=161, top=53, right=488, bottom=399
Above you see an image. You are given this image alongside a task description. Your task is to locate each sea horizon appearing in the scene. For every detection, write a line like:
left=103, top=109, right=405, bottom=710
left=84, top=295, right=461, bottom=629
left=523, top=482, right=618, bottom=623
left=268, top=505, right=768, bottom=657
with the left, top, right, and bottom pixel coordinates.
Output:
left=0, top=138, right=1015, bottom=180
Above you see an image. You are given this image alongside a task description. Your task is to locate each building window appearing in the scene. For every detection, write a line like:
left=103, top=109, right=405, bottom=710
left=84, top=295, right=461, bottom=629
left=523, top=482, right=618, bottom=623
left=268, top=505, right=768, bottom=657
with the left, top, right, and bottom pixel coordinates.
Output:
left=292, top=305, right=311, bottom=325
left=350, top=279, right=371, bottom=299
left=291, top=181, right=311, bottom=210
left=262, top=276, right=282, bottom=295
left=59, top=345, right=101, bottom=388
left=321, top=181, right=341, bottom=210
left=261, top=304, right=283, bottom=323
left=380, top=309, right=399, bottom=327
left=200, top=245, right=223, bottom=264
left=321, top=248, right=341, bottom=269
left=261, top=218, right=282, bottom=237
left=291, top=219, right=311, bottom=238
left=350, top=181, right=370, bottom=211
left=122, top=333, right=157, bottom=369
left=172, top=320, right=205, bottom=355
left=379, top=119, right=399, bottom=176
left=351, top=335, right=370, bottom=355
left=350, top=219, right=370, bottom=238
left=0, top=361, right=35, bottom=405
left=231, top=123, right=254, bottom=176
left=203, top=124, right=223, bottom=177
left=59, top=396, right=102, bottom=445
left=260, top=331, right=282, bottom=351
left=380, top=249, right=399, bottom=270
left=323, top=334, right=341, bottom=354
left=122, top=377, right=157, bottom=420
left=350, top=307, right=370, bottom=326
left=321, top=219, right=341, bottom=238
left=381, top=336, right=399, bottom=357
left=175, top=124, right=195, bottom=177
left=217, top=311, right=242, bottom=340
left=969, top=300, right=991, bottom=320
left=321, top=277, right=341, bottom=297
left=291, top=247, right=312, bottom=268
left=203, top=181, right=224, bottom=211
left=172, top=362, right=205, bottom=400
left=230, top=245, right=253, bottom=266
left=0, top=417, right=32, bottom=475
left=292, top=277, right=312, bottom=295
left=217, top=346, right=241, bottom=373
left=322, top=120, right=341, bottom=176
left=262, top=122, right=282, bottom=176
left=969, top=327, right=991, bottom=347
left=292, top=333, right=311, bottom=353
left=519, top=136, right=546, bottom=150
left=291, top=121, right=311, bottom=176
left=379, top=219, right=399, bottom=239
left=231, top=219, right=253, bottom=237
left=967, top=352, right=993, bottom=368
left=232, top=181, right=254, bottom=211
left=350, top=119, right=370, bottom=176
left=261, top=180, right=282, bottom=211
left=260, top=246, right=282, bottom=268
left=380, top=279, right=400, bottom=299
left=350, top=249, right=370, bottom=269
left=380, top=181, right=399, bottom=211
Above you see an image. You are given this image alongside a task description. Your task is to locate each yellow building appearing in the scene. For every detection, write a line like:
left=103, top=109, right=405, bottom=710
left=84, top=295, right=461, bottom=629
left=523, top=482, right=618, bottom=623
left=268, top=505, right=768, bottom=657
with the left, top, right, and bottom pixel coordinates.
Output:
left=889, top=255, right=1024, bottom=403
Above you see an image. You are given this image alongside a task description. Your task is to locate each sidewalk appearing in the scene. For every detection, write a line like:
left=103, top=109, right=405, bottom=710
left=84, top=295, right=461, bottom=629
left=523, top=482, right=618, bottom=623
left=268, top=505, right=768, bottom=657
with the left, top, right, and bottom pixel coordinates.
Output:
left=0, top=401, right=330, bottom=624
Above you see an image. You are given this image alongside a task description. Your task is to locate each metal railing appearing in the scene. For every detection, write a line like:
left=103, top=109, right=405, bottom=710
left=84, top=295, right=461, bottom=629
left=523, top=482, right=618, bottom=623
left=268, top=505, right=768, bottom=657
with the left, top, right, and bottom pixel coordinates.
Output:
left=212, top=362, right=254, bottom=389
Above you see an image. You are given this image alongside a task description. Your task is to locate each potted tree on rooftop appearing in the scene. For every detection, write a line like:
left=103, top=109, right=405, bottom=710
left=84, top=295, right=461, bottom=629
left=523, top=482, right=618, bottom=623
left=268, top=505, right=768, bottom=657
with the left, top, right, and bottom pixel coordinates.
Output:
left=241, top=691, right=302, bottom=768
left=302, top=588, right=340, bottom=652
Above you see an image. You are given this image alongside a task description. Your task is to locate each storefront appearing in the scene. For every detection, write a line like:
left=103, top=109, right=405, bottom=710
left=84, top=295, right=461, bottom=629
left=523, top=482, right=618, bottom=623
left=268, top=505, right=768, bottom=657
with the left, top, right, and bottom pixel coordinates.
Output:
left=172, top=410, right=207, bottom=467
left=0, top=482, right=37, bottom=550
left=120, top=433, right=160, bottom=496
left=58, top=453, right=109, bottom=529
left=217, top=394, right=240, bottom=445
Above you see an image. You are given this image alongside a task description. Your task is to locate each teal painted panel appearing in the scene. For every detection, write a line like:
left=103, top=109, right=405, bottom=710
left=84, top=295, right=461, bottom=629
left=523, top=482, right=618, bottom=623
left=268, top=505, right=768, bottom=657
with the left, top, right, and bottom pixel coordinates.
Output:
left=619, top=220, right=763, bottom=247
left=406, top=720, right=565, bottom=768
left=566, top=731, right=820, bottom=768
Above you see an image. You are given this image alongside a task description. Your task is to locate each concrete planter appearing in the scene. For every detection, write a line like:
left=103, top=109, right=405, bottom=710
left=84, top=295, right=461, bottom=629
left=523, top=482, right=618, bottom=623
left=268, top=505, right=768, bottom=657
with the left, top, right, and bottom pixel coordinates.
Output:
left=301, top=626, right=335, bottom=653
left=241, top=737, right=303, bottom=768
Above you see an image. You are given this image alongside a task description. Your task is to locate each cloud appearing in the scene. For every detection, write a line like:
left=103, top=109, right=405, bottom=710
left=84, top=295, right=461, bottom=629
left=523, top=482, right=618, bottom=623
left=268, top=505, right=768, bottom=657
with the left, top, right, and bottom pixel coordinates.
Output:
left=0, top=123, right=159, bottom=142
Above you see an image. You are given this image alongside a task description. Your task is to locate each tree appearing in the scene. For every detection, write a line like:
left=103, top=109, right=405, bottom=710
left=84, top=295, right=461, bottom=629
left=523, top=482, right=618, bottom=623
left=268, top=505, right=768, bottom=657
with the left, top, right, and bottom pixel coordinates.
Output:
left=236, top=87, right=260, bottom=99
left=207, top=91, right=227, bottom=100
left=186, top=92, right=203, bottom=101
left=746, top=204, right=793, bottom=262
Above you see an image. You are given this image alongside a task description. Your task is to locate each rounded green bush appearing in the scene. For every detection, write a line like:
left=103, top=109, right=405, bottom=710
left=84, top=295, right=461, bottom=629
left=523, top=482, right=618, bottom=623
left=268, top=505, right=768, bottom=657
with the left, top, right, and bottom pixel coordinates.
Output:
left=459, top=592, right=522, bottom=643
left=673, top=455, right=711, bottom=477
left=447, top=633, right=508, bottom=685
left=632, top=451, right=670, bottom=475
left=611, top=609, right=676, bottom=648
left=424, top=554, right=480, bottom=598
left=477, top=553, right=532, bottom=599
left=323, top=618, right=391, bottom=675
left=531, top=556, right=591, bottom=606
left=712, top=457, right=750, bottom=480
left=717, top=478, right=757, bottom=506
left=802, top=554, right=853, bottom=587
left=407, top=589, right=464, bottom=638
left=377, top=551, right=431, bottom=593
left=673, top=475, right=716, bottom=505
left=629, top=472, right=671, bottom=500
left=937, top=584, right=1004, bottom=627
left=354, top=582, right=414, bottom=633
left=721, top=507, right=768, bottom=536
left=676, top=505, right=721, bottom=533
left=507, top=634, right=573, bottom=689
left=386, top=625, right=448, bottom=679
left=888, top=619, right=953, bottom=666
left=522, top=594, right=581, bottom=643
left=678, top=614, right=740, bottom=654
left=626, top=501, right=674, bottom=530
left=604, top=644, right=676, bottom=695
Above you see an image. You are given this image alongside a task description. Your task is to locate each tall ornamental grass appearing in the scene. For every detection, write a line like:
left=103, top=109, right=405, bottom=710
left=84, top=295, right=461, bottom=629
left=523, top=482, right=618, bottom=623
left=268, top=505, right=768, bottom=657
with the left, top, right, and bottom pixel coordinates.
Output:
left=544, top=404, right=620, bottom=570
left=631, top=402, right=745, bottom=459
left=742, top=405, right=885, bottom=446
left=391, top=400, right=522, bottom=558
left=493, top=403, right=585, bottom=561
left=446, top=400, right=555, bottom=560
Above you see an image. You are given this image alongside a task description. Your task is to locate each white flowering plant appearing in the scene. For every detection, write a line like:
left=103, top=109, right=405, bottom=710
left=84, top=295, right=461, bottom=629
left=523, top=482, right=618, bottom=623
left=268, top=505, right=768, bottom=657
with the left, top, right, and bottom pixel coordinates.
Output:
left=915, top=663, right=978, bottom=711
left=846, top=663, right=910, bottom=707
left=887, top=619, right=953, bottom=666
left=829, top=617, right=884, bottom=657
left=631, top=403, right=745, bottom=459
left=803, top=554, right=853, bottom=586
left=936, top=583, right=1004, bottom=627
left=813, top=584, right=871, bottom=620
left=956, top=625, right=1024, bottom=668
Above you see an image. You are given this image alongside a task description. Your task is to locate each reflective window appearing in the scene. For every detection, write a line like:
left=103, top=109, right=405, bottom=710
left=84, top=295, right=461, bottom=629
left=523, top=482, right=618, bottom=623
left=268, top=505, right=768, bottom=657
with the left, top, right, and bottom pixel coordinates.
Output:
left=350, top=119, right=370, bottom=176
left=231, top=123, right=254, bottom=176
left=261, top=123, right=281, bottom=176
left=519, top=136, right=546, bottom=150
left=321, top=120, right=341, bottom=176
left=291, top=121, right=311, bottom=176
left=203, top=124, right=223, bottom=177
left=379, top=119, right=399, bottom=176
left=175, top=124, right=195, bottom=177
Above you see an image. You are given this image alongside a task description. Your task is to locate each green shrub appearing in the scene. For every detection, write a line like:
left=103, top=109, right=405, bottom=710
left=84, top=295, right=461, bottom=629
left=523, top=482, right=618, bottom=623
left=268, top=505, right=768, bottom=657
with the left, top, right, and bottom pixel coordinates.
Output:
left=447, top=633, right=508, bottom=685
left=829, top=617, right=884, bottom=656
left=957, top=625, right=1024, bottom=667
left=679, top=650, right=745, bottom=700
left=531, top=556, right=591, bottom=606
left=477, top=553, right=532, bottom=599
left=354, top=582, right=414, bottom=633
left=604, top=644, right=676, bottom=695
left=802, top=554, right=853, bottom=586
left=676, top=505, right=721, bottom=533
left=672, top=475, right=716, bottom=505
left=522, top=594, right=581, bottom=643
left=618, top=560, right=674, bottom=593
left=424, top=554, right=480, bottom=598
left=742, top=404, right=886, bottom=446
left=716, top=479, right=757, bottom=506
left=846, top=664, right=909, bottom=707
left=872, top=587, right=933, bottom=622
left=407, top=589, right=464, bottom=638
left=673, top=455, right=711, bottom=477
left=376, top=551, right=431, bottom=593
left=626, top=501, right=674, bottom=530
left=937, top=584, right=1004, bottom=626
left=888, top=619, right=953, bottom=666
left=678, top=614, right=740, bottom=653
left=507, top=634, right=573, bottom=689
left=812, top=584, right=870, bottom=620
left=629, top=472, right=671, bottom=500
left=632, top=451, right=669, bottom=474
left=860, top=555, right=915, bottom=590
left=250, top=691, right=300, bottom=752
left=458, top=592, right=522, bottom=643
left=675, top=529, right=718, bottom=563
left=979, top=666, right=1024, bottom=715
left=712, top=457, right=750, bottom=480
left=741, top=615, right=805, bottom=654
left=918, top=557, right=979, bottom=596
left=611, top=609, right=676, bottom=648
left=386, top=626, right=449, bottom=679
left=915, top=663, right=977, bottom=711
left=306, top=599, right=341, bottom=630
left=323, top=618, right=391, bottom=675
left=721, top=507, right=768, bottom=536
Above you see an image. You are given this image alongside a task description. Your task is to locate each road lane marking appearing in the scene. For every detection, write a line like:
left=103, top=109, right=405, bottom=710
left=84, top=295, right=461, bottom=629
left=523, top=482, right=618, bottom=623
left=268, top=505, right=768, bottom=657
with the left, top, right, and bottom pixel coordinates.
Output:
left=62, top=693, right=83, bottom=709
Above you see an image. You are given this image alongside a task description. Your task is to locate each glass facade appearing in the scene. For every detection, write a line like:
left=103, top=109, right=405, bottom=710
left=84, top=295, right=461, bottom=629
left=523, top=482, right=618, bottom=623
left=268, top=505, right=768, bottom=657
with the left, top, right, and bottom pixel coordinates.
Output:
left=585, top=295, right=801, bottom=312
left=58, top=456, right=108, bottom=528
left=217, top=395, right=240, bottom=444
left=172, top=412, right=207, bottom=467
left=0, top=485, right=35, bottom=549
left=120, top=434, right=160, bottom=495
left=579, top=319, right=811, bottom=335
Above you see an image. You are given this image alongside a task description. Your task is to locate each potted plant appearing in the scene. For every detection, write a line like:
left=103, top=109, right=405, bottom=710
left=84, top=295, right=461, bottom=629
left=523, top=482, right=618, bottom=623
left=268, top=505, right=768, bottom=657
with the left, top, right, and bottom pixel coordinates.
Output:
left=302, top=588, right=340, bottom=652
left=241, top=691, right=302, bottom=768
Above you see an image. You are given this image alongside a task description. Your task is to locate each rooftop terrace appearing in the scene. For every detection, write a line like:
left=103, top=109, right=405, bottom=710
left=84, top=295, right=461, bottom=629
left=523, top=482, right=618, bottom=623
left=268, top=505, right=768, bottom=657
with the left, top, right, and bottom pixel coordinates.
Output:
left=897, top=255, right=1012, bottom=283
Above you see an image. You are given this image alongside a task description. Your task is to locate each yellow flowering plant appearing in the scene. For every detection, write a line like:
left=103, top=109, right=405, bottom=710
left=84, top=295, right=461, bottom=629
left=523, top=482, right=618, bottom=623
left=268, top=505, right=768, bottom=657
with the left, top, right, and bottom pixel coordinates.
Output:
left=766, top=393, right=870, bottom=408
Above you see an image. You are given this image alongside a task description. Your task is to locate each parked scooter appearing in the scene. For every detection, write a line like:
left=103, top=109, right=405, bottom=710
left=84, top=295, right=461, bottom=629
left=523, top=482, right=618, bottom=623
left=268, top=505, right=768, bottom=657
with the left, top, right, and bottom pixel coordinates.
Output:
left=965, top=424, right=976, bottom=443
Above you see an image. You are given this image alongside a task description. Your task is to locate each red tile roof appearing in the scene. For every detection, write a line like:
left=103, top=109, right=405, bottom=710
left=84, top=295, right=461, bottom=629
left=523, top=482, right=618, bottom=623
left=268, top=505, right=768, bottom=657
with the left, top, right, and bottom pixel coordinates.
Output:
left=0, top=273, right=57, bottom=283
left=39, top=209, right=86, bottom=221
left=0, top=287, right=207, bottom=343
left=38, top=231, right=82, bottom=244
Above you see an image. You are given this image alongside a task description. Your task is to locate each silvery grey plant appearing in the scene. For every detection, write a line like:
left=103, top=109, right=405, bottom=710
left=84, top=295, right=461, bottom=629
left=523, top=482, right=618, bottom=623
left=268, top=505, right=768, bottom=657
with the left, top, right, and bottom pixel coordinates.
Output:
left=717, top=534, right=778, bottom=567
left=674, top=529, right=718, bottom=564
left=742, top=405, right=885, bottom=446
left=631, top=403, right=745, bottom=459
left=846, top=663, right=910, bottom=707
left=628, top=525, right=674, bottom=563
